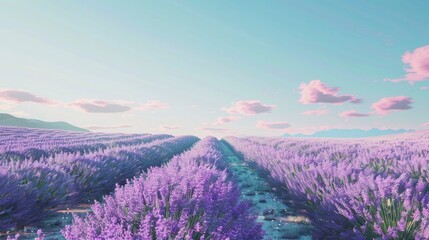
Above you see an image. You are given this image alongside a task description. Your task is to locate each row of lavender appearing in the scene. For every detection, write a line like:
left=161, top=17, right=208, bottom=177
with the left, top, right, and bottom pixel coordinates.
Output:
left=0, top=127, right=198, bottom=231
left=0, top=126, right=172, bottom=160
left=62, top=137, right=264, bottom=240
left=224, top=131, right=429, bottom=239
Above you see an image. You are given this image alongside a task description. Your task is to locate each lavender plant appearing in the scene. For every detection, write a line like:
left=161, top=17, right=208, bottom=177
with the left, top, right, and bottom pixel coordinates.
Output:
left=0, top=127, right=198, bottom=231
left=225, top=132, right=429, bottom=239
left=0, top=161, right=73, bottom=230
left=0, top=126, right=170, bottom=160
left=46, top=135, right=199, bottom=200
left=62, top=137, right=263, bottom=240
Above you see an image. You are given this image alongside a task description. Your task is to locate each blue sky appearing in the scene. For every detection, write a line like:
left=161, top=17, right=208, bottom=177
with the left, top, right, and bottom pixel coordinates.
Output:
left=0, top=1, right=428, bottom=137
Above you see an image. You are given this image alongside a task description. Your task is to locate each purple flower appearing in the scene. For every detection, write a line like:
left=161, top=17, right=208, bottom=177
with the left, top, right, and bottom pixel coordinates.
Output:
left=224, top=133, right=429, bottom=239
left=62, top=137, right=263, bottom=239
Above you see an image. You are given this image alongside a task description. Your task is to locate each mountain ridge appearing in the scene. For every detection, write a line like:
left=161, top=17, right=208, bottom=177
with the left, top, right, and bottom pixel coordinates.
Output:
left=0, top=113, right=89, bottom=132
left=283, top=128, right=414, bottom=138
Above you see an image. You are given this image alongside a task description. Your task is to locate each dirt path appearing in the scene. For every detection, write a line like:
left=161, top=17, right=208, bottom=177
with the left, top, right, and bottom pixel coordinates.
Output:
left=219, top=141, right=312, bottom=240
left=3, top=205, right=90, bottom=240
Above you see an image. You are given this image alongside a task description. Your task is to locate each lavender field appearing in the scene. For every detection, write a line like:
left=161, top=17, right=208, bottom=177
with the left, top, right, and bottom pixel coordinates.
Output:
left=0, top=126, right=428, bottom=239
left=2, top=1, right=429, bottom=239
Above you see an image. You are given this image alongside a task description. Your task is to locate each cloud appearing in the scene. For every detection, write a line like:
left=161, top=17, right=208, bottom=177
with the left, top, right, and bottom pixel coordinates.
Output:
left=159, top=125, right=181, bottom=131
left=0, top=89, right=169, bottom=114
left=71, top=99, right=132, bottom=113
left=256, top=120, right=290, bottom=129
left=0, top=89, right=54, bottom=104
left=0, top=103, right=15, bottom=111
left=10, top=111, right=31, bottom=118
left=371, top=96, right=413, bottom=115
left=302, top=109, right=329, bottom=116
left=70, top=99, right=169, bottom=113
left=138, top=101, right=169, bottom=110
left=284, top=125, right=332, bottom=135
left=423, top=122, right=429, bottom=127
left=86, top=124, right=132, bottom=130
left=340, top=110, right=370, bottom=118
left=215, top=116, right=240, bottom=125
left=299, top=80, right=361, bottom=104
left=121, top=113, right=134, bottom=118
left=389, top=45, right=429, bottom=83
left=197, top=127, right=228, bottom=132
left=421, top=86, right=428, bottom=90
left=223, top=100, right=275, bottom=115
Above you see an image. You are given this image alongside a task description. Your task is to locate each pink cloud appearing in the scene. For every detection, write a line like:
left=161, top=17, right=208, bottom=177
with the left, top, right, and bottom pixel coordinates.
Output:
left=421, top=86, right=428, bottom=90
left=70, top=99, right=168, bottom=113
left=340, top=110, right=370, bottom=118
left=0, top=89, right=54, bottom=104
left=159, top=125, right=181, bottom=131
left=371, top=96, right=413, bottom=115
left=71, top=99, right=132, bottom=113
left=256, top=121, right=290, bottom=129
left=302, top=109, right=329, bottom=116
left=86, top=124, right=132, bottom=130
left=299, top=80, right=361, bottom=104
left=216, top=116, right=240, bottom=124
left=423, top=122, right=429, bottom=127
left=389, top=45, right=429, bottom=83
left=138, top=101, right=169, bottom=110
left=224, top=100, right=275, bottom=115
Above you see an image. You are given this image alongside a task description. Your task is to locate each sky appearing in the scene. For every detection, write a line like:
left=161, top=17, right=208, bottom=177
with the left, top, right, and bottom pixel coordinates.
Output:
left=0, top=1, right=428, bottom=137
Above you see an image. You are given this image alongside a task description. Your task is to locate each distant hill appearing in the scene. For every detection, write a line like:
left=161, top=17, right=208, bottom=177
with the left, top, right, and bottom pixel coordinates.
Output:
left=283, top=128, right=413, bottom=138
left=0, top=113, right=89, bottom=132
